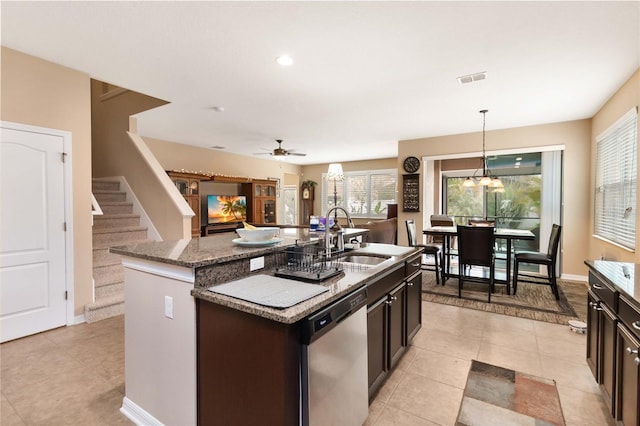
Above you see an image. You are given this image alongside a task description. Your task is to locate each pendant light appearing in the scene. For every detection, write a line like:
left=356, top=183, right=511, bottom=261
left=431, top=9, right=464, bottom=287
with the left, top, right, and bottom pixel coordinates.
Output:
left=462, top=110, right=503, bottom=189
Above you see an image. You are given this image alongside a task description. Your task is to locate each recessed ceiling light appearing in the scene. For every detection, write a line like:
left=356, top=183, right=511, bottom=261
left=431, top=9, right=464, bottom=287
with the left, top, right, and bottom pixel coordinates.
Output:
left=276, top=55, right=294, bottom=66
left=515, top=157, right=523, bottom=161
left=210, top=106, right=225, bottom=112
left=515, top=162, right=521, bottom=166
left=457, top=71, right=487, bottom=84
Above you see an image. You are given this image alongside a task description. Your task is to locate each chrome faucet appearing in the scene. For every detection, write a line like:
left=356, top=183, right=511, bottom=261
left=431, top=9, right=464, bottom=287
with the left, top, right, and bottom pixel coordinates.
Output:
left=324, top=207, right=354, bottom=258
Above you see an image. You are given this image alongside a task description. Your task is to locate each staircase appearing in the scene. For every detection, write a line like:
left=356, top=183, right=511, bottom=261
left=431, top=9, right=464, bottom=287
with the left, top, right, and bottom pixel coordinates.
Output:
left=86, top=179, right=148, bottom=323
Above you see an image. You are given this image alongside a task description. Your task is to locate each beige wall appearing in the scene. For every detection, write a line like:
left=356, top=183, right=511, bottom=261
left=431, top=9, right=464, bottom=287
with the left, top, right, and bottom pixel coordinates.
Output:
left=143, top=137, right=302, bottom=224
left=91, top=81, right=191, bottom=239
left=398, top=119, right=592, bottom=277
left=1, top=47, right=92, bottom=316
left=300, top=158, right=398, bottom=225
left=590, top=69, right=640, bottom=263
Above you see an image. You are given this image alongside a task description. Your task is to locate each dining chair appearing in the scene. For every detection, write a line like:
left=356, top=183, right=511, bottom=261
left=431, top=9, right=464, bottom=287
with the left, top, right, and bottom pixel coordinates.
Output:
left=406, top=219, right=444, bottom=285
left=456, top=225, right=495, bottom=302
left=513, top=224, right=562, bottom=300
left=429, top=214, right=457, bottom=268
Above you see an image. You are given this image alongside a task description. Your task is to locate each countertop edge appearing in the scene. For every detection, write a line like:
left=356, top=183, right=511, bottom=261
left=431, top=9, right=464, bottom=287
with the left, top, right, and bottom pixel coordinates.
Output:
left=192, top=247, right=423, bottom=324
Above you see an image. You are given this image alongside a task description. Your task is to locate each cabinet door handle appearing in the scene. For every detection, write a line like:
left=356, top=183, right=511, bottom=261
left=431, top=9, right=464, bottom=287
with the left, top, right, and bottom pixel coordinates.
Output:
left=390, top=296, right=398, bottom=301
left=633, top=321, right=640, bottom=331
left=592, top=283, right=605, bottom=290
left=411, top=263, right=420, bottom=267
left=407, top=282, right=414, bottom=287
left=589, top=301, right=602, bottom=311
left=385, top=300, right=393, bottom=305
left=635, top=357, right=640, bottom=366
left=626, top=347, right=639, bottom=355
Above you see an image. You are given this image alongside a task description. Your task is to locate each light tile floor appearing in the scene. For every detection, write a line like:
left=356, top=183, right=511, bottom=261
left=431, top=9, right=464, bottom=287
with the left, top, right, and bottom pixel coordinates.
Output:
left=0, top=301, right=614, bottom=426
left=365, top=301, right=615, bottom=426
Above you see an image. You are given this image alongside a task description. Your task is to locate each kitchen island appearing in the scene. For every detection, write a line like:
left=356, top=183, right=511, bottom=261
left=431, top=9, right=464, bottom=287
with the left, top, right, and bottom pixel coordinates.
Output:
left=111, top=228, right=421, bottom=425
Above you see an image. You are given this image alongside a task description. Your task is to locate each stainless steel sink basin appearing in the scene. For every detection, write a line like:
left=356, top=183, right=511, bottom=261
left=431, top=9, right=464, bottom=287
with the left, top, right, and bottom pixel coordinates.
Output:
left=341, top=255, right=390, bottom=266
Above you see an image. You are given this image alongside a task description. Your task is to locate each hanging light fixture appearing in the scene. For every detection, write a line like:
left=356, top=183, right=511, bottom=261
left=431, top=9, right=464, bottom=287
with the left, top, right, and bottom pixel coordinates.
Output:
left=462, top=110, right=503, bottom=190
left=326, top=163, right=344, bottom=229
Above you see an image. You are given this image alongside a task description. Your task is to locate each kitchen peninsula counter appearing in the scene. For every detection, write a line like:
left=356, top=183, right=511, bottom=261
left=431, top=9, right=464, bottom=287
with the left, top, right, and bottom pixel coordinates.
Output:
left=112, top=227, right=421, bottom=426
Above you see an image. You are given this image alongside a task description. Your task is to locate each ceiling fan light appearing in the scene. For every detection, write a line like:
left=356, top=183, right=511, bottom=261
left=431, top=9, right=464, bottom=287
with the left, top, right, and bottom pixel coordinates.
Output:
left=490, top=178, right=504, bottom=188
left=493, top=187, right=505, bottom=193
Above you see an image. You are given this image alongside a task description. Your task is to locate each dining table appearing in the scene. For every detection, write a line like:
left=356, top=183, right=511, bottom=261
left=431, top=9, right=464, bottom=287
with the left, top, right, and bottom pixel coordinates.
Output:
left=423, top=225, right=535, bottom=293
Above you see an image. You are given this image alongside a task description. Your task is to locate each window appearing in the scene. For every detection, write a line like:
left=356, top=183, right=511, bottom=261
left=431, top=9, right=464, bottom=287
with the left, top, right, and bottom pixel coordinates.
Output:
left=595, top=107, right=638, bottom=250
left=323, top=169, right=397, bottom=218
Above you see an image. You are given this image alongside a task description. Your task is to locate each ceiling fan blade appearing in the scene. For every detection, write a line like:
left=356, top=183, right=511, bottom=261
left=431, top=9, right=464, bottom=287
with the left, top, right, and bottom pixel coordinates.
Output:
left=253, top=152, right=271, bottom=155
left=288, top=152, right=307, bottom=156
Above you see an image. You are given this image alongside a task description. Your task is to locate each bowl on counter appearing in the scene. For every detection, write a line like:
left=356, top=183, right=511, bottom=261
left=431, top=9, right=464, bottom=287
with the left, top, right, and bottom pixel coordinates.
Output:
left=236, top=227, right=280, bottom=242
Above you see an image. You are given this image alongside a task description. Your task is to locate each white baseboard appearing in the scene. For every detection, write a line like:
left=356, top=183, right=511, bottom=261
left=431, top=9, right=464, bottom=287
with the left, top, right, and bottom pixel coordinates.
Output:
left=561, top=273, right=588, bottom=283
left=73, top=314, right=86, bottom=325
left=121, top=397, right=163, bottom=426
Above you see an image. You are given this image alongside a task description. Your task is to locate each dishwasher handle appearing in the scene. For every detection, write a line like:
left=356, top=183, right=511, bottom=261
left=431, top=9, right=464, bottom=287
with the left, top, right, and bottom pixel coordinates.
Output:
left=300, top=286, right=367, bottom=345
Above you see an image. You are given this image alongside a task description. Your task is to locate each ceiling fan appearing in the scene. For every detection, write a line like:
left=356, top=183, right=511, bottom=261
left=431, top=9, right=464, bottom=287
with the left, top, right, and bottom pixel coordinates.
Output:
left=255, top=140, right=307, bottom=157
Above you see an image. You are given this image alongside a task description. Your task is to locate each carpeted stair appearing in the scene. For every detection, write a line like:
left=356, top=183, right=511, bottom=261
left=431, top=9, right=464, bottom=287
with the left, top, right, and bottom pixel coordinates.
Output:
left=85, top=179, right=148, bottom=323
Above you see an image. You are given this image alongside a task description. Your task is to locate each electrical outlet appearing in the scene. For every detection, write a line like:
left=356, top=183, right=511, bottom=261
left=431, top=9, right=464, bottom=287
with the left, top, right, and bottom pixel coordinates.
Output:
left=250, top=256, right=265, bottom=271
left=165, top=295, right=173, bottom=319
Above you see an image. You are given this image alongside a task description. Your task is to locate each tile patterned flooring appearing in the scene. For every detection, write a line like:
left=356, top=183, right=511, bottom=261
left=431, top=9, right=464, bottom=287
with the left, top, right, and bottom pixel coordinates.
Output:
left=1, top=301, right=614, bottom=426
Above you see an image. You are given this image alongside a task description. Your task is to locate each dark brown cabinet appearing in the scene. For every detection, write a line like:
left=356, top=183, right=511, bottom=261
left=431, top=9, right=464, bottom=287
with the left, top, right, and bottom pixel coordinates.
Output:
left=616, top=295, right=640, bottom=426
left=367, top=296, right=388, bottom=395
left=242, top=180, right=277, bottom=224
left=616, top=323, right=640, bottom=426
left=405, top=271, right=422, bottom=342
left=367, top=253, right=422, bottom=399
left=586, top=277, right=618, bottom=416
left=586, top=266, right=640, bottom=426
left=388, top=282, right=407, bottom=369
left=167, top=171, right=205, bottom=238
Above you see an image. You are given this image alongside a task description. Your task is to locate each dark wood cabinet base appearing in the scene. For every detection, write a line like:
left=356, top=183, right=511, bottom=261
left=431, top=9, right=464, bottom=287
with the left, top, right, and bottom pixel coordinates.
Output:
left=197, top=299, right=300, bottom=425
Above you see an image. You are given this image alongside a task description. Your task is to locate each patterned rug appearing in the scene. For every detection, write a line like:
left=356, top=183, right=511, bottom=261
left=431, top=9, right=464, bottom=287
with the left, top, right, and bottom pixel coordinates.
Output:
left=457, top=360, right=565, bottom=426
left=421, top=271, right=587, bottom=325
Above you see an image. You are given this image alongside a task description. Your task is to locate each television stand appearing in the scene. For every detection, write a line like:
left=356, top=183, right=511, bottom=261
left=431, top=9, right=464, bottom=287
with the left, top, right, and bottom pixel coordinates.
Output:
left=202, top=223, right=240, bottom=236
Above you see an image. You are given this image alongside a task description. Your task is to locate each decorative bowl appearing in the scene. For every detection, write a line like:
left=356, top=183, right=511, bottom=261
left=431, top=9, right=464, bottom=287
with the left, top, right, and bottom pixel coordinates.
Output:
left=236, top=227, right=280, bottom=242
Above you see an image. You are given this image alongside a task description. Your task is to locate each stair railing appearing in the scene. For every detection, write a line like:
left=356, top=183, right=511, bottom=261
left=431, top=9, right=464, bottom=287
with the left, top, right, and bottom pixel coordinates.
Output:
left=91, top=193, right=103, bottom=226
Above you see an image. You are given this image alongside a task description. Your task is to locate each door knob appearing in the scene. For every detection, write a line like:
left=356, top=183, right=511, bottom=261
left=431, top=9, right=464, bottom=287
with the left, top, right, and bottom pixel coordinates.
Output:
left=626, top=347, right=639, bottom=355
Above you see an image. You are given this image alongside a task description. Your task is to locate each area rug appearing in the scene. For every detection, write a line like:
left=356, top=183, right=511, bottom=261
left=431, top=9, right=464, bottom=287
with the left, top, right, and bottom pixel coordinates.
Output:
left=456, top=360, right=565, bottom=426
left=421, top=271, right=587, bottom=325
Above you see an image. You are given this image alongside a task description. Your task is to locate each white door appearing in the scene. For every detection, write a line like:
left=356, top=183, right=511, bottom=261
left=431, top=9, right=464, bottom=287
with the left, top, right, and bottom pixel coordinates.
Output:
left=1, top=126, right=67, bottom=342
left=283, top=186, right=298, bottom=225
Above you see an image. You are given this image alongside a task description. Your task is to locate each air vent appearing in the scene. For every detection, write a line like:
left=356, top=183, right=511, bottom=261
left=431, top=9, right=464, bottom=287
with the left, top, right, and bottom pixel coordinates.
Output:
left=457, top=71, right=487, bottom=84
left=210, top=145, right=226, bottom=150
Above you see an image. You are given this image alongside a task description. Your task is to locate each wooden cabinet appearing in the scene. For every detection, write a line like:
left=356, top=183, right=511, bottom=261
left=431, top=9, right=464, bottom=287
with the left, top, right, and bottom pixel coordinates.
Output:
left=587, top=276, right=619, bottom=416
left=366, top=253, right=422, bottom=399
left=242, top=180, right=277, bottom=225
left=405, top=271, right=422, bottom=342
left=586, top=267, right=640, bottom=425
left=616, top=295, right=640, bottom=426
left=388, top=282, right=407, bottom=369
left=616, top=322, right=640, bottom=426
left=167, top=171, right=205, bottom=238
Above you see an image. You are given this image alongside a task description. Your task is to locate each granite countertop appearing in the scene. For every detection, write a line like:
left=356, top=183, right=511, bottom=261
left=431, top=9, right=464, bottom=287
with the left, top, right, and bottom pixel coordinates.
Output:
left=110, top=227, right=369, bottom=269
left=192, top=244, right=423, bottom=324
left=585, top=259, right=640, bottom=304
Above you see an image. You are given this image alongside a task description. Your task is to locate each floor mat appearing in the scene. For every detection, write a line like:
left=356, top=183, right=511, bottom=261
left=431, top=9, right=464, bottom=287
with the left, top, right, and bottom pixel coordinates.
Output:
left=421, top=271, right=586, bottom=325
left=457, top=360, right=565, bottom=426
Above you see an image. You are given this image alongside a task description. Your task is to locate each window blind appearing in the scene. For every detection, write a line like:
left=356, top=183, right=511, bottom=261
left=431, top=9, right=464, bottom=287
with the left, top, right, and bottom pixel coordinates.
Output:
left=322, top=169, right=397, bottom=218
left=594, top=107, right=638, bottom=250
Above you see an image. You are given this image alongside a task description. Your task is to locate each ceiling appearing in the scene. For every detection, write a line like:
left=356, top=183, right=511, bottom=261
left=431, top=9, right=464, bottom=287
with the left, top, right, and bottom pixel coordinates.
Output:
left=2, top=1, right=639, bottom=165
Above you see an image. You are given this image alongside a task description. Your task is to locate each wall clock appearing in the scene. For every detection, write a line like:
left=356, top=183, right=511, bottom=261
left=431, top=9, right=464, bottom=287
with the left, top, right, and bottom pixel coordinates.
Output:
left=302, top=188, right=310, bottom=199
left=403, top=156, right=420, bottom=173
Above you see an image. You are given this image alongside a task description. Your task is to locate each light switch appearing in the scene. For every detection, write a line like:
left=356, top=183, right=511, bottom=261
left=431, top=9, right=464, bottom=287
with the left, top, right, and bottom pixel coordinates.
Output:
left=250, top=256, right=265, bottom=271
left=165, top=295, right=174, bottom=319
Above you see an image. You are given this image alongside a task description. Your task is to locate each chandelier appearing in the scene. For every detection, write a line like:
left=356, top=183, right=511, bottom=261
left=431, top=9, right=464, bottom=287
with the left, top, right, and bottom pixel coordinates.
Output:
left=462, top=109, right=504, bottom=191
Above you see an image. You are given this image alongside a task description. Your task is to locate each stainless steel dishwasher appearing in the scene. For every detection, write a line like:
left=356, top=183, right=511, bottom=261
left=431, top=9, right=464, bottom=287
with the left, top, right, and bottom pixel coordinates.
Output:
left=300, top=286, right=369, bottom=426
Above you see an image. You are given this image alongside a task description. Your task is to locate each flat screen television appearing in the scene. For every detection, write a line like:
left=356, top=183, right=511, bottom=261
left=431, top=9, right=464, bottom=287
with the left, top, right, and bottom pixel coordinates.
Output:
left=207, top=195, right=247, bottom=224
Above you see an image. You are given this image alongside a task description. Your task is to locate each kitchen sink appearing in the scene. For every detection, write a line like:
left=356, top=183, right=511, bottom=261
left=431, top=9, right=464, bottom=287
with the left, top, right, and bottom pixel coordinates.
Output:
left=340, top=255, right=391, bottom=266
